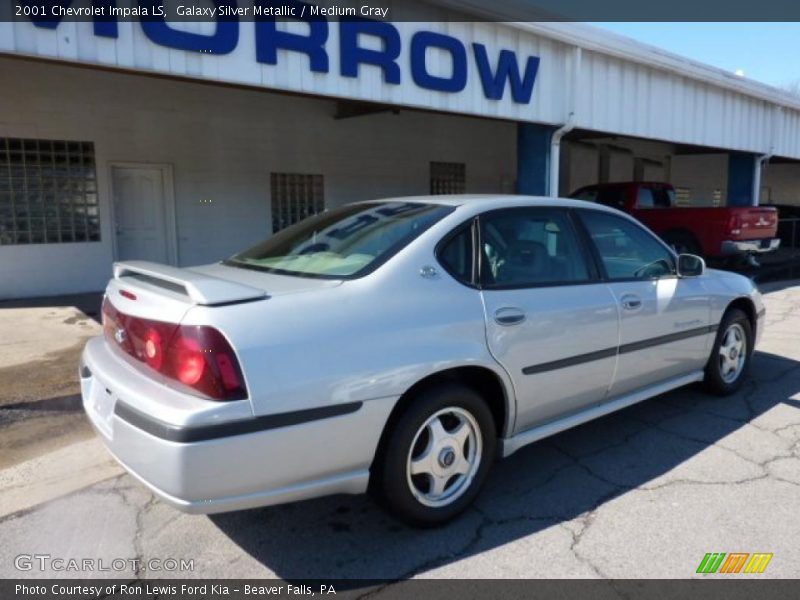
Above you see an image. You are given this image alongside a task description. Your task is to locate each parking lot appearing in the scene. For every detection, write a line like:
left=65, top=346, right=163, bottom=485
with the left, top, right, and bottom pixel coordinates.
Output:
left=0, top=280, right=799, bottom=582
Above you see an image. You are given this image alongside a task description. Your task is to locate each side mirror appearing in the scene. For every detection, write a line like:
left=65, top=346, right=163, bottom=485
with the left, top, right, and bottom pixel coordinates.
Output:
left=677, top=253, right=705, bottom=277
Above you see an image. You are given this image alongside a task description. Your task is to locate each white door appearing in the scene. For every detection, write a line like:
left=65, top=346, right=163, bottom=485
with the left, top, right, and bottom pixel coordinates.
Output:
left=112, top=166, right=172, bottom=264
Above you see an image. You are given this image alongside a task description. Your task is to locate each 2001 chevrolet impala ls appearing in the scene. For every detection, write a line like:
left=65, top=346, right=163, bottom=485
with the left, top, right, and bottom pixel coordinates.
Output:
left=81, top=196, right=764, bottom=525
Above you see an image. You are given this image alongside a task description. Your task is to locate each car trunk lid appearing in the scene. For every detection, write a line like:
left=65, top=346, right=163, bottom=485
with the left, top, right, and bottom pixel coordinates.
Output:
left=190, top=262, right=343, bottom=296
left=103, top=261, right=292, bottom=403
left=103, top=261, right=341, bottom=386
left=112, top=261, right=269, bottom=306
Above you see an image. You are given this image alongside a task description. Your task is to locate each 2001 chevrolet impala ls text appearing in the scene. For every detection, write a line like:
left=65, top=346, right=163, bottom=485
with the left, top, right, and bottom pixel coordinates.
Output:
left=81, top=196, right=764, bottom=525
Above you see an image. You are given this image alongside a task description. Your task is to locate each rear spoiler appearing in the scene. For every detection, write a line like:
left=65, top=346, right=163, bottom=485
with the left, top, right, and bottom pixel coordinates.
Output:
left=113, top=261, right=268, bottom=306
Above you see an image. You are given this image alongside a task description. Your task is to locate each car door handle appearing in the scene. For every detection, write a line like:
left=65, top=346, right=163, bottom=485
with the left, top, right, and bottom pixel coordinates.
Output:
left=620, top=294, right=642, bottom=311
left=494, top=308, right=526, bottom=326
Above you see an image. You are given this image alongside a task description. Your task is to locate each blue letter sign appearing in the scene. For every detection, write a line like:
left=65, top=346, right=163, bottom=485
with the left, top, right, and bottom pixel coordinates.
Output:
left=410, top=31, right=468, bottom=93
left=140, top=0, right=239, bottom=54
left=339, top=18, right=401, bottom=84
left=472, top=43, right=540, bottom=103
left=20, top=9, right=541, bottom=104
left=255, top=1, right=329, bottom=72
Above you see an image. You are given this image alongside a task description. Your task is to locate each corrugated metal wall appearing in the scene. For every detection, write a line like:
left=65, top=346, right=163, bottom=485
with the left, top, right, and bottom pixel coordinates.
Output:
left=0, top=18, right=568, bottom=126
left=575, top=49, right=789, bottom=156
left=2, top=16, right=800, bottom=159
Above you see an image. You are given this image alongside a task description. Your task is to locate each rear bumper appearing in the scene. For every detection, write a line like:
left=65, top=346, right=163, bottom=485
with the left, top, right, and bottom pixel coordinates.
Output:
left=80, top=337, right=394, bottom=514
left=721, top=238, right=780, bottom=255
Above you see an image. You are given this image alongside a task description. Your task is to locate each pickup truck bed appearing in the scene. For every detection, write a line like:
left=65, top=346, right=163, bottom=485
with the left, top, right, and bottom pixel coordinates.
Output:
left=570, top=182, right=780, bottom=259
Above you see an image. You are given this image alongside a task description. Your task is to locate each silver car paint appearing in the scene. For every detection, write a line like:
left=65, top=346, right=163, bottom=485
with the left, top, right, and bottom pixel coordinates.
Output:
left=482, top=282, right=620, bottom=432
left=82, top=336, right=394, bottom=513
left=603, top=276, right=712, bottom=397
left=82, top=195, right=764, bottom=513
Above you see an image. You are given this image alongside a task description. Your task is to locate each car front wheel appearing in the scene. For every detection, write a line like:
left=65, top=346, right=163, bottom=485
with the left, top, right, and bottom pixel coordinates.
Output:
left=704, top=308, right=752, bottom=395
left=374, top=384, right=496, bottom=526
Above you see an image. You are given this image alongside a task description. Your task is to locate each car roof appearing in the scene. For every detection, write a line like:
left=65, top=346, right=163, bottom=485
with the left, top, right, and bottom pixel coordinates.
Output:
left=357, top=194, right=619, bottom=213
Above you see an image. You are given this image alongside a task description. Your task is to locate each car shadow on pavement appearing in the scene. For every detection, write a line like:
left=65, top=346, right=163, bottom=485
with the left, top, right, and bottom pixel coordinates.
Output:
left=211, top=350, right=800, bottom=584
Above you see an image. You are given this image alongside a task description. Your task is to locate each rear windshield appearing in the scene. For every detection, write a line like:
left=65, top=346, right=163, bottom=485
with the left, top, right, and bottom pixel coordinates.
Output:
left=637, top=186, right=675, bottom=209
left=573, top=187, right=627, bottom=210
left=225, top=202, right=454, bottom=279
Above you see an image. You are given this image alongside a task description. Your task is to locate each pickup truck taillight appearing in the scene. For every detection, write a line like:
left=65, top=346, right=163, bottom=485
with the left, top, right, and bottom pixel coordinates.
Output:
left=102, top=298, right=247, bottom=401
left=727, top=212, right=743, bottom=237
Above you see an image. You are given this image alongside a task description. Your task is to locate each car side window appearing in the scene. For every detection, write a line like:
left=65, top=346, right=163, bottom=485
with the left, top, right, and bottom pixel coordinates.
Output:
left=638, top=186, right=673, bottom=209
left=479, top=209, right=591, bottom=287
left=438, top=225, right=474, bottom=285
left=579, top=210, right=676, bottom=280
left=637, top=188, right=654, bottom=208
left=596, top=188, right=627, bottom=210
left=652, top=187, right=674, bottom=208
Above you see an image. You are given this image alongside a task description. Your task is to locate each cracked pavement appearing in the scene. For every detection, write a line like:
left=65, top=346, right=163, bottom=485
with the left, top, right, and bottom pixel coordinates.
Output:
left=1, top=281, right=799, bottom=582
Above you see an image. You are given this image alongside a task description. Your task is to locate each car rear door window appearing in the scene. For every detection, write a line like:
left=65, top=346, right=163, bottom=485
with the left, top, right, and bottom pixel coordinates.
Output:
left=438, top=224, right=474, bottom=285
left=479, top=209, right=591, bottom=288
left=579, top=210, right=676, bottom=280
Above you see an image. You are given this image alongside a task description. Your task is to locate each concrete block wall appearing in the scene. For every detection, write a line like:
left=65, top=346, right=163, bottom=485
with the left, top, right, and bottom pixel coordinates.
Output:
left=669, top=154, right=729, bottom=206
left=762, top=163, right=800, bottom=205
left=561, top=138, right=800, bottom=209
left=0, top=57, right=515, bottom=299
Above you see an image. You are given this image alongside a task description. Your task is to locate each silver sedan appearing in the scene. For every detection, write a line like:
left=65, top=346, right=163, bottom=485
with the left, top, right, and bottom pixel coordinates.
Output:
left=81, top=196, right=764, bottom=526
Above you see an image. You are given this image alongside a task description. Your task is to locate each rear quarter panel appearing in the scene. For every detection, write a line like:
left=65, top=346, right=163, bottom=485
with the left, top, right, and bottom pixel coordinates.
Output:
left=182, top=236, right=515, bottom=432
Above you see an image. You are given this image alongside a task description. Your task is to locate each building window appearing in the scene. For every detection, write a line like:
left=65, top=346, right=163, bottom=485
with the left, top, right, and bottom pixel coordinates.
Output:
left=0, top=138, right=99, bottom=245
left=430, top=162, right=466, bottom=195
left=270, top=172, right=324, bottom=233
left=675, top=187, right=691, bottom=206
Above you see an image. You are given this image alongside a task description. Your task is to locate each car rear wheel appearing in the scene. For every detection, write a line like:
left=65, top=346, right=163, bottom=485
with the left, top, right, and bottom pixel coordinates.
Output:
left=374, top=384, right=496, bottom=526
left=703, top=308, right=752, bottom=395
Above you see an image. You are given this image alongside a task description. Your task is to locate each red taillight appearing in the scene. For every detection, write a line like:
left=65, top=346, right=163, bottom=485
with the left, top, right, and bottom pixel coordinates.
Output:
left=102, top=298, right=247, bottom=401
left=166, top=326, right=247, bottom=400
left=143, top=327, right=164, bottom=371
left=727, top=213, right=743, bottom=237
left=172, top=334, right=206, bottom=386
left=215, top=353, right=240, bottom=390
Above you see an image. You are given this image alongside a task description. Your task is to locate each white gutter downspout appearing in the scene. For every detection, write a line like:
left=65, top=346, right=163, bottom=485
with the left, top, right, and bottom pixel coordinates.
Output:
left=753, top=152, right=772, bottom=206
left=549, top=47, right=581, bottom=197
left=753, top=106, right=781, bottom=206
left=549, top=113, right=575, bottom=197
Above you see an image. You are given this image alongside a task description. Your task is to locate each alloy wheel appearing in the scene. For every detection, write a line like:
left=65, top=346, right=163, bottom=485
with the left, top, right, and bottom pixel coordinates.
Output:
left=406, top=407, right=482, bottom=508
left=718, top=322, right=747, bottom=384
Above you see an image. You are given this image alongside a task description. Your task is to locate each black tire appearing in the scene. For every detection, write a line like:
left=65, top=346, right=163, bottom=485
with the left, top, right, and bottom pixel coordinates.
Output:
left=703, top=308, right=753, bottom=396
left=662, top=230, right=702, bottom=256
left=373, top=383, right=496, bottom=527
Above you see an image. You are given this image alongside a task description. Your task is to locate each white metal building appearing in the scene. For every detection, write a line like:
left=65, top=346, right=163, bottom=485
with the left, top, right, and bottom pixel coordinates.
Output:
left=2, top=9, right=800, bottom=299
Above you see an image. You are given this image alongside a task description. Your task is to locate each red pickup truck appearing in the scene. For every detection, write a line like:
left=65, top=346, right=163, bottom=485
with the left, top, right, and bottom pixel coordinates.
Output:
left=570, top=182, right=780, bottom=261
